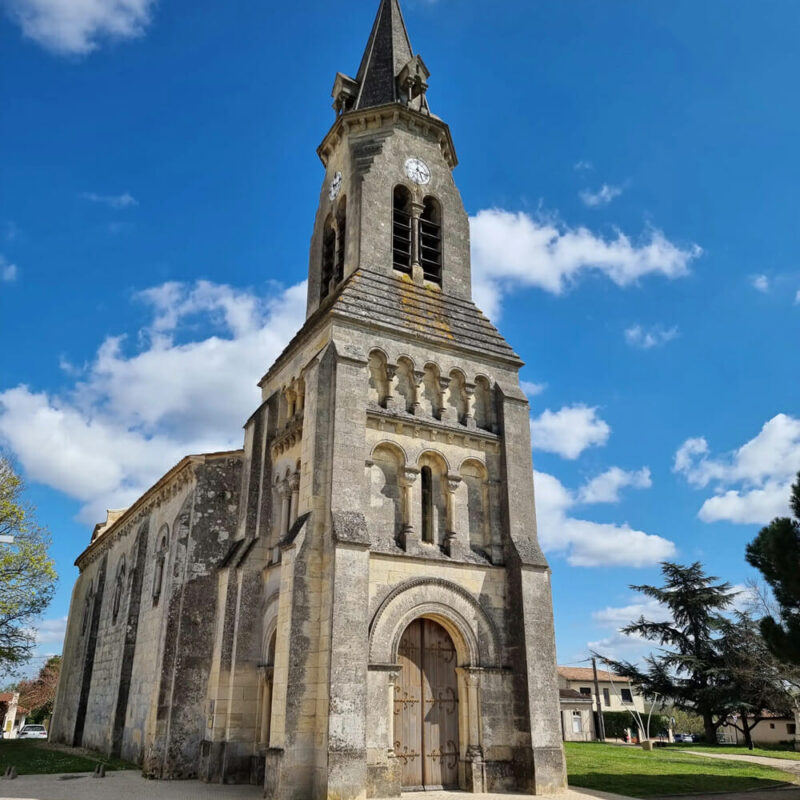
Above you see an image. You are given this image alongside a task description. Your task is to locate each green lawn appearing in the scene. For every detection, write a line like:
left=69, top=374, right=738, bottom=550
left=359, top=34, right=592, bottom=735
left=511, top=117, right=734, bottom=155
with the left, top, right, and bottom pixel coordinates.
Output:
left=565, top=742, right=797, bottom=797
left=0, top=740, right=136, bottom=775
left=666, top=743, right=800, bottom=761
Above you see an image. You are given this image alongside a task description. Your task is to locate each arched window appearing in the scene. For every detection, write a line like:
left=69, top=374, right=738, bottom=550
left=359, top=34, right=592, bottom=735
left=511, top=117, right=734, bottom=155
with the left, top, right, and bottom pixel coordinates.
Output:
left=152, top=526, right=169, bottom=606
left=421, top=466, right=434, bottom=544
left=335, top=199, right=347, bottom=285
left=320, top=214, right=336, bottom=300
left=112, top=558, right=126, bottom=625
left=80, top=582, right=93, bottom=636
left=393, top=186, right=412, bottom=274
left=420, top=197, right=442, bottom=284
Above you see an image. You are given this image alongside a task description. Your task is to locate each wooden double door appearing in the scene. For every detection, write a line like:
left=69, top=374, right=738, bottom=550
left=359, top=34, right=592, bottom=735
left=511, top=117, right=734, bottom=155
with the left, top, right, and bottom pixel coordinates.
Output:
left=394, top=618, right=460, bottom=790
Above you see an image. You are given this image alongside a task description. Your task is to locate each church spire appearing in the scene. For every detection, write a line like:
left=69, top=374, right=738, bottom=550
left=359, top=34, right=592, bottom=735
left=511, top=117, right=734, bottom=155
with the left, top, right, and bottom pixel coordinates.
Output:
left=332, top=0, right=430, bottom=115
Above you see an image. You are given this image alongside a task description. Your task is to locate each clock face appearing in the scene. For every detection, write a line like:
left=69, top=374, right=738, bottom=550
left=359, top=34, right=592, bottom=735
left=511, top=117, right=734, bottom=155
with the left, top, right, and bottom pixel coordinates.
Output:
left=329, top=172, right=343, bottom=201
left=405, top=157, right=431, bottom=185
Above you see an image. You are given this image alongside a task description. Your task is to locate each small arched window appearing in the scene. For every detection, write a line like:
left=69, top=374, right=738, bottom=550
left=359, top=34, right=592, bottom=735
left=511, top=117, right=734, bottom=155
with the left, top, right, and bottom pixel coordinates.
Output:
left=393, top=186, right=412, bottom=274
left=420, top=197, right=442, bottom=284
left=421, top=466, right=434, bottom=544
left=320, top=214, right=336, bottom=301
left=80, top=582, right=93, bottom=636
left=335, top=199, right=347, bottom=285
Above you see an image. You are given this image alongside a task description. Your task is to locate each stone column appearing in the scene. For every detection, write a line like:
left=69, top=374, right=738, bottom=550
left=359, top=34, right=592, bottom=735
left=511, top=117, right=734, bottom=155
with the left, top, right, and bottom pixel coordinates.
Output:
left=464, top=383, right=477, bottom=430
left=289, top=472, right=300, bottom=527
left=399, top=467, right=421, bottom=554
left=277, top=481, right=290, bottom=538
left=366, top=665, right=402, bottom=797
left=487, top=479, right=504, bottom=565
left=444, top=475, right=466, bottom=559
left=439, top=376, right=454, bottom=424
left=410, top=200, right=424, bottom=285
left=385, top=364, right=400, bottom=413
left=412, top=370, right=425, bottom=416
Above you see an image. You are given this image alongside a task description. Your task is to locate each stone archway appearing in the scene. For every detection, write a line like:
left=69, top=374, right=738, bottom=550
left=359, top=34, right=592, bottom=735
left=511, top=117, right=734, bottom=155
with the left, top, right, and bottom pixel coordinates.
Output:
left=395, top=618, right=459, bottom=790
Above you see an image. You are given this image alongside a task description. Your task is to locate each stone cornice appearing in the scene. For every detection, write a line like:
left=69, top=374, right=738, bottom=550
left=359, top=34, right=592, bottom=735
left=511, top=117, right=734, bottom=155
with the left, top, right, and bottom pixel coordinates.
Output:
left=366, top=406, right=501, bottom=453
left=74, top=450, right=244, bottom=571
left=317, top=105, right=458, bottom=169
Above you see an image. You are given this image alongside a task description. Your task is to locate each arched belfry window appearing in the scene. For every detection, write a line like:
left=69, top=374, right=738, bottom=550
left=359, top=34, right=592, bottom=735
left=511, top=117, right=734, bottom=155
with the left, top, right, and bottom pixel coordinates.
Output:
left=393, top=186, right=413, bottom=274
left=421, top=466, right=434, bottom=544
left=420, top=197, right=442, bottom=284
left=335, top=199, right=347, bottom=285
left=320, top=214, right=336, bottom=301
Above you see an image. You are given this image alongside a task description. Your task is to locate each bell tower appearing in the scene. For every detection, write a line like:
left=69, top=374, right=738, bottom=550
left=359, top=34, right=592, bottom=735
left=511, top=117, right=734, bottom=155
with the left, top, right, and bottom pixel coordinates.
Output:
left=306, top=0, right=470, bottom=318
left=214, top=1, right=568, bottom=798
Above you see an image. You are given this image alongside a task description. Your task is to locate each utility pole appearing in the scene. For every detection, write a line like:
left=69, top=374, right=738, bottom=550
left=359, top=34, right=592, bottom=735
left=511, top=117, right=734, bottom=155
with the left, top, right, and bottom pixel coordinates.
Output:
left=592, top=657, right=606, bottom=742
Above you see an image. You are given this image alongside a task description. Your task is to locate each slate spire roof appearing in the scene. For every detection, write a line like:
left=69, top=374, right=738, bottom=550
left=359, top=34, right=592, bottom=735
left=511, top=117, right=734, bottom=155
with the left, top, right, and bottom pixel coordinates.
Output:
left=355, top=0, right=418, bottom=110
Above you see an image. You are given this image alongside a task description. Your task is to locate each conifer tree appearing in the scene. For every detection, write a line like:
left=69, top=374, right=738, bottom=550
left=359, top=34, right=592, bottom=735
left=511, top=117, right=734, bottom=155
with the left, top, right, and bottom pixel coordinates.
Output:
left=746, top=473, right=800, bottom=665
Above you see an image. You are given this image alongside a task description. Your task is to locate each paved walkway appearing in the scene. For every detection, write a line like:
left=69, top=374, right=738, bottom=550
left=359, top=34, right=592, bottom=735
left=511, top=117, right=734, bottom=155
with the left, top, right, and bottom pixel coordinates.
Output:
left=684, top=750, right=800, bottom=777
left=0, top=771, right=634, bottom=800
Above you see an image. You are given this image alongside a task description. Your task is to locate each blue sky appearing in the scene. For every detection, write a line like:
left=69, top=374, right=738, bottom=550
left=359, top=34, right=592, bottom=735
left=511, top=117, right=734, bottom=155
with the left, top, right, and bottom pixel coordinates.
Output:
left=1, top=0, right=799, bottom=676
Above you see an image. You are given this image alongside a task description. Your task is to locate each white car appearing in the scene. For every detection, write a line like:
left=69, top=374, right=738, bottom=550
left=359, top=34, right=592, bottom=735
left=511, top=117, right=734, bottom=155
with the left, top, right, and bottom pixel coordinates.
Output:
left=17, top=725, right=48, bottom=740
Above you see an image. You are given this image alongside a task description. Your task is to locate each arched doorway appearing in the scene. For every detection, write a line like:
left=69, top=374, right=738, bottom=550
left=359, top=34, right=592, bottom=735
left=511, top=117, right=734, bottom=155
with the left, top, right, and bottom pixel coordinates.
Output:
left=394, top=618, right=459, bottom=790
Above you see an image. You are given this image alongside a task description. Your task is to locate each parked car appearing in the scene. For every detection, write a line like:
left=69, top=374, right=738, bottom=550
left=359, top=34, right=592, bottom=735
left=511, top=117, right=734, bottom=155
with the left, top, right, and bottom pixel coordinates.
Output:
left=674, top=733, right=696, bottom=743
left=17, top=725, right=47, bottom=740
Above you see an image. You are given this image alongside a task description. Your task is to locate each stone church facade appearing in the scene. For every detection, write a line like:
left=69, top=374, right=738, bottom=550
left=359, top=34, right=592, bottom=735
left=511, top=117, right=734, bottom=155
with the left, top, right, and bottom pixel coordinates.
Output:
left=51, top=1, right=568, bottom=796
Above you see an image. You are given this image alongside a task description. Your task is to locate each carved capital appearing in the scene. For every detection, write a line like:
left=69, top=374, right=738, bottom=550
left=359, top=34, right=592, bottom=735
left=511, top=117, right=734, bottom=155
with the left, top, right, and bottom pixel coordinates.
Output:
left=401, top=467, right=421, bottom=486
left=446, top=474, right=462, bottom=494
left=289, top=473, right=301, bottom=493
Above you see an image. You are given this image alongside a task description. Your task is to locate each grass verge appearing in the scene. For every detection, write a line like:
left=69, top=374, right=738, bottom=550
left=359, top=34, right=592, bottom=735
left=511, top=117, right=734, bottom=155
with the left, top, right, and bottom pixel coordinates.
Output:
left=0, top=740, right=136, bottom=775
left=565, top=741, right=797, bottom=797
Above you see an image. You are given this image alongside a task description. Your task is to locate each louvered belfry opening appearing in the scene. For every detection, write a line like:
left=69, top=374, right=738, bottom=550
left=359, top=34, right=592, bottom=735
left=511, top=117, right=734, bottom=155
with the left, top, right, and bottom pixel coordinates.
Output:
left=420, top=197, right=442, bottom=284
left=393, top=186, right=413, bottom=274
left=320, top=215, right=336, bottom=300
left=335, top=200, right=347, bottom=285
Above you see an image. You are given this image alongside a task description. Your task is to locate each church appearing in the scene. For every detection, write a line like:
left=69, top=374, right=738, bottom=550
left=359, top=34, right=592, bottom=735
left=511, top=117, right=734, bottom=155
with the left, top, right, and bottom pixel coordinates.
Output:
left=51, top=1, right=567, bottom=796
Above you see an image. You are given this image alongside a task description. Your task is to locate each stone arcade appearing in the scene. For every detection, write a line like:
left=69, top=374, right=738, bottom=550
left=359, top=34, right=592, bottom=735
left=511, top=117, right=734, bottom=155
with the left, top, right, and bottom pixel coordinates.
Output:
left=51, top=1, right=568, bottom=796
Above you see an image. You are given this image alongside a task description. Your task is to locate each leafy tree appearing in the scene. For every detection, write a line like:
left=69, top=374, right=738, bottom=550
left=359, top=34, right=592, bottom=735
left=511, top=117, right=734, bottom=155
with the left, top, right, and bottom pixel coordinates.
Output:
left=597, top=562, right=737, bottom=744
left=718, top=613, right=798, bottom=750
left=746, top=473, right=800, bottom=665
left=17, top=656, right=61, bottom=724
left=667, top=707, right=705, bottom=737
left=0, top=456, right=57, bottom=673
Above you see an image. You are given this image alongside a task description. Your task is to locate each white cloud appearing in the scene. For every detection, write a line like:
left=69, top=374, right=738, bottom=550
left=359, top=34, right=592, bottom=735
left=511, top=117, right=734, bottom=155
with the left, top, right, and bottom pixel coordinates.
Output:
left=574, top=161, right=593, bottom=172
left=530, top=404, right=611, bottom=460
left=6, top=0, right=155, bottom=55
left=0, top=279, right=306, bottom=523
left=795, top=290, right=800, bottom=305
left=580, top=184, right=623, bottom=208
left=579, top=467, right=652, bottom=505
left=81, top=192, right=138, bottom=209
left=32, top=617, right=68, bottom=646
left=469, top=208, right=701, bottom=319
left=520, top=380, right=546, bottom=398
left=535, top=470, right=676, bottom=568
left=674, top=414, right=800, bottom=524
left=624, top=324, right=679, bottom=350
left=751, top=274, right=770, bottom=293
left=1, top=255, right=18, bottom=282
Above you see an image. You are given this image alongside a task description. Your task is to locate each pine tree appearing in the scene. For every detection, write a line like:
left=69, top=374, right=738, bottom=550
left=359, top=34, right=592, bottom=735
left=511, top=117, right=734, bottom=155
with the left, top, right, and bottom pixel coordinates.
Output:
left=746, top=473, right=800, bottom=665
left=598, top=562, right=736, bottom=744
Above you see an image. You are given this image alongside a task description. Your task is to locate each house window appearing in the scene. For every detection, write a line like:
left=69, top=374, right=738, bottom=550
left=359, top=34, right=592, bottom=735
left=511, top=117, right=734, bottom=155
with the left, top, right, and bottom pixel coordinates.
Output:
left=320, top=215, right=336, bottom=300
left=603, top=688, right=611, bottom=707
left=621, top=689, right=633, bottom=704
left=788, top=724, right=797, bottom=735
left=421, top=466, right=434, bottom=543
left=770, top=723, right=775, bottom=729
left=420, top=196, right=442, bottom=284
left=392, top=187, right=412, bottom=274
left=579, top=687, right=592, bottom=697
left=572, top=711, right=583, bottom=734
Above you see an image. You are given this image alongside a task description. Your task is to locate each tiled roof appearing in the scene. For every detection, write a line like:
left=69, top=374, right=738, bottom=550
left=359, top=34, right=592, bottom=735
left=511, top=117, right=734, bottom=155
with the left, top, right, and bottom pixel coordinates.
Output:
left=332, top=269, right=520, bottom=362
left=558, top=666, right=632, bottom=683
